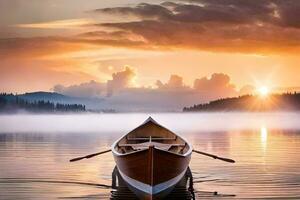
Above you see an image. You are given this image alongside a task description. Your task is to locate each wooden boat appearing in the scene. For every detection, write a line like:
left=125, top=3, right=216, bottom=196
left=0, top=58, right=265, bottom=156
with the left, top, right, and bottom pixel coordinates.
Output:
left=70, top=118, right=234, bottom=199
left=111, top=117, right=192, bottom=200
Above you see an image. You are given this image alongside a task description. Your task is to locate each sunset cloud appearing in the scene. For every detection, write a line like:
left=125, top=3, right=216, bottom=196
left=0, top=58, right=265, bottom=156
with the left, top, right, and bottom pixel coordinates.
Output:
left=53, top=80, right=106, bottom=98
left=97, top=1, right=300, bottom=28
left=107, top=67, right=136, bottom=96
left=52, top=67, right=145, bottom=99
left=1, top=0, right=300, bottom=62
left=156, top=75, right=187, bottom=90
left=193, top=73, right=236, bottom=96
left=2, top=0, right=299, bottom=59
left=51, top=67, right=247, bottom=111
left=93, top=0, right=300, bottom=54
left=0, top=37, right=89, bottom=59
left=13, top=18, right=94, bottom=29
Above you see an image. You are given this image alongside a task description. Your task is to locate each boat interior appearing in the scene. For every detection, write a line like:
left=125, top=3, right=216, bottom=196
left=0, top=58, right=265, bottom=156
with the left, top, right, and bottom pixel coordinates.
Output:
left=114, top=118, right=190, bottom=155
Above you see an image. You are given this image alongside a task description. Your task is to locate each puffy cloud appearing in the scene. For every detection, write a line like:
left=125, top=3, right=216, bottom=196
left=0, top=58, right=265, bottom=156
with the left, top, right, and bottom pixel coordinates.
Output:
left=95, top=73, right=240, bottom=112
left=51, top=69, right=246, bottom=111
left=107, top=67, right=136, bottom=96
left=53, top=80, right=106, bottom=98
left=156, top=74, right=186, bottom=89
left=52, top=67, right=136, bottom=98
left=193, top=73, right=237, bottom=98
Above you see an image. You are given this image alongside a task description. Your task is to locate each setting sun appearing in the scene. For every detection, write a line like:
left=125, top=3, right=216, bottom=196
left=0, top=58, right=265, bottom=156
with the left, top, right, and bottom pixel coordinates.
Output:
left=258, top=86, right=270, bottom=97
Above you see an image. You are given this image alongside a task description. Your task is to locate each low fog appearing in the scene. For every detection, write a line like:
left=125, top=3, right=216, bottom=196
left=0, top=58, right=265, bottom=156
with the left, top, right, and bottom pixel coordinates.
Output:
left=0, top=113, right=300, bottom=133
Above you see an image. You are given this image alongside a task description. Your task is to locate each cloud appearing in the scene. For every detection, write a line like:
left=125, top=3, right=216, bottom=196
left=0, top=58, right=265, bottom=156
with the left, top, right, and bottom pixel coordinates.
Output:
left=92, top=0, right=300, bottom=54
left=2, top=0, right=300, bottom=61
left=107, top=67, right=136, bottom=96
left=0, top=37, right=89, bottom=59
left=156, top=74, right=187, bottom=89
left=96, top=3, right=172, bottom=20
left=97, top=1, right=268, bottom=24
left=53, top=80, right=106, bottom=98
left=277, top=1, right=300, bottom=28
left=51, top=67, right=247, bottom=111
left=51, top=67, right=137, bottom=98
left=95, top=72, right=239, bottom=111
left=50, top=66, right=137, bottom=98
left=193, top=73, right=237, bottom=98
left=13, top=18, right=94, bottom=29
left=194, top=73, right=232, bottom=90
left=0, top=35, right=150, bottom=61
left=52, top=65, right=300, bottom=112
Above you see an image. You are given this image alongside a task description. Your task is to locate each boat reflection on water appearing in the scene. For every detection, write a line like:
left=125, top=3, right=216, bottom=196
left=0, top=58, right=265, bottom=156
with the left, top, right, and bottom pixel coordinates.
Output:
left=110, top=166, right=195, bottom=200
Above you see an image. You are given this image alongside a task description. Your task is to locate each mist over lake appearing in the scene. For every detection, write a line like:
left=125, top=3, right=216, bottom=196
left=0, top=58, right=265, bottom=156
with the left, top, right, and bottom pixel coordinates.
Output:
left=0, top=113, right=300, bottom=199
left=1, top=112, right=300, bottom=133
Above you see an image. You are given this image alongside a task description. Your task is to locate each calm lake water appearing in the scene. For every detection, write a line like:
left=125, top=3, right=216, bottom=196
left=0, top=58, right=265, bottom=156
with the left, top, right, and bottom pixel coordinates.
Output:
left=0, top=113, right=300, bottom=199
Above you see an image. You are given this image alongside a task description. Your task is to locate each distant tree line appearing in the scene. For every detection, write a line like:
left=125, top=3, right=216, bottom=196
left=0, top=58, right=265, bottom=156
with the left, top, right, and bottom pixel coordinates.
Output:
left=0, top=93, right=86, bottom=113
left=183, top=92, right=300, bottom=112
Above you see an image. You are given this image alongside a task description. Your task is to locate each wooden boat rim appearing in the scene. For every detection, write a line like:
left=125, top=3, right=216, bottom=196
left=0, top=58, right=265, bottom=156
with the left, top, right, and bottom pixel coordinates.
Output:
left=111, top=117, right=193, bottom=157
left=112, top=145, right=192, bottom=157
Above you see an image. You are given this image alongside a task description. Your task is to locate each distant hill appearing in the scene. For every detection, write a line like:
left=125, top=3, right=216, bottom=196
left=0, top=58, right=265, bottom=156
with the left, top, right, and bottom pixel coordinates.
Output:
left=0, top=93, right=86, bottom=113
left=16, top=92, right=106, bottom=111
left=0, top=92, right=115, bottom=113
left=183, top=93, right=300, bottom=112
left=19, top=92, right=72, bottom=102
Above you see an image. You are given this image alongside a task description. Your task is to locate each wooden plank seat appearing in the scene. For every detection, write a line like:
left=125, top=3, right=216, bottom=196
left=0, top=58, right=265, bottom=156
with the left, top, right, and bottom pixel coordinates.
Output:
left=127, top=137, right=177, bottom=141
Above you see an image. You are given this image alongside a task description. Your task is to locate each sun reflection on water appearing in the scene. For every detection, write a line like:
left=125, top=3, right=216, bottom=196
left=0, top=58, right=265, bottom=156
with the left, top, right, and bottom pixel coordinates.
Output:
left=260, top=126, right=268, bottom=152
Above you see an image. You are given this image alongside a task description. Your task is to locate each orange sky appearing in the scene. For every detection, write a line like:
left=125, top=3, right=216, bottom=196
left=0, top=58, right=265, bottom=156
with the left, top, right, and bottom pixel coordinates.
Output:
left=0, top=0, right=300, bottom=95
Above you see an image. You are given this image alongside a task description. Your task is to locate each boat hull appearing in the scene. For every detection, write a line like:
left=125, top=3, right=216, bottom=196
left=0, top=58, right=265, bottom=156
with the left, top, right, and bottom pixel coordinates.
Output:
left=113, top=146, right=191, bottom=199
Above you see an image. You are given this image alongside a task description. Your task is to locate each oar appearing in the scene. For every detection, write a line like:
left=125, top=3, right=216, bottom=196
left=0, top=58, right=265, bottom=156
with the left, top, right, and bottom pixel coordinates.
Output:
left=70, top=149, right=111, bottom=162
left=193, top=150, right=235, bottom=163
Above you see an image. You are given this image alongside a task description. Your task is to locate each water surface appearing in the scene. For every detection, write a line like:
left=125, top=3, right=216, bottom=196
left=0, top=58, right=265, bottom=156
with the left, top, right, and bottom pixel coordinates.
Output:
left=0, top=113, right=299, bottom=199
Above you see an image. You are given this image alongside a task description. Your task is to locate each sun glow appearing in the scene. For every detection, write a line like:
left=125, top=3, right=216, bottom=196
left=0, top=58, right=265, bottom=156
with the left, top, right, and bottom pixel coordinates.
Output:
left=258, top=86, right=270, bottom=97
